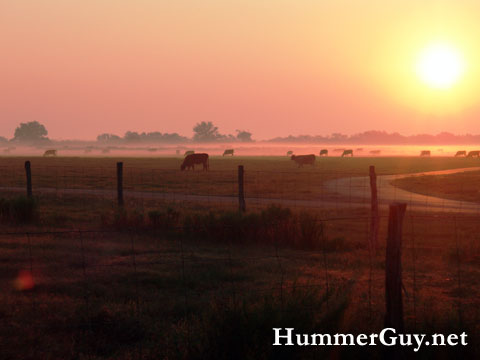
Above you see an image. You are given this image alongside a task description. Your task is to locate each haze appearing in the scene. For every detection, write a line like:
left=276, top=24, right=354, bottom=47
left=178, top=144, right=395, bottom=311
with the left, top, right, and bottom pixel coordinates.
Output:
left=2, top=0, right=480, bottom=140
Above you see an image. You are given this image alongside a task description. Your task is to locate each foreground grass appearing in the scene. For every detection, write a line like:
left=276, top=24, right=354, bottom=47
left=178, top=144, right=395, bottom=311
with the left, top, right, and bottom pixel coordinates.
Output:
left=392, top=170, right=480, bottom=204
left=0, top=201, right=480, bottom=358
left=0, top=156, right=480, bottom=358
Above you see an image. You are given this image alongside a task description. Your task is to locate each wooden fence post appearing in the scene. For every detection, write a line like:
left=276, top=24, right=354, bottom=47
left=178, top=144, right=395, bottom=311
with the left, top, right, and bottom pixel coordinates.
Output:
left=238, top=165, right=246, bottom=212
left=369, top=165, right=379, bottom=251
left=385, top=202, right=407, bottom=334
left=25, top=161, right=32, bottom=198
left=117, top=162, right=124, bottom=207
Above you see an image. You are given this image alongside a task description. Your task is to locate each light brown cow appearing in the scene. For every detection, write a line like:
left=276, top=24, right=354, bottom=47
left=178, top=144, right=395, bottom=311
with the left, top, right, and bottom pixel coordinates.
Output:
left=341, top=149, right=353, bottom=157
left=420, top=150, right=431, bottom=157
left=291, top=154, right=315, bottom=167
left=43, top=149, right=57, bottom=157
left=467, top=150, right=480, bottom=157
left=455, top=151, right=466, bottom=157
left=319, top=149, right=328, bottom=156
left=181, top=153, right=209, bottom=171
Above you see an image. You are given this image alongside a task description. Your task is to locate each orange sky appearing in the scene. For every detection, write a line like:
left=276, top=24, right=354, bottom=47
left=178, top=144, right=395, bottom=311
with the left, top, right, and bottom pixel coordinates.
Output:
left=1, top=0, right=480, bottom=140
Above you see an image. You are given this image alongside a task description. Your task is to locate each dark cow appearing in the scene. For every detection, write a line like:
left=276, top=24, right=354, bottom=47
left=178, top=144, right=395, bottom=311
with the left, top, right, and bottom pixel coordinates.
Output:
left=286, top=150, right=293, bottom=156
left=184, top=150, right=194, bottom=156
left=455, top=151, right=467, bottom=157
left=420, top=150, right=431, bottom=157
left=291, top=154, right=315, bottom=167
left=319, top=149, right=328, bottom=156
left=223, top=149, right=234, bottom=156
left=181, top=153, right=209, bottom=171
left=467, top=150, right=480, bottom=158
left=341, top=149, right=353, bottom=157
left=43, top=149, right=57, bottom=157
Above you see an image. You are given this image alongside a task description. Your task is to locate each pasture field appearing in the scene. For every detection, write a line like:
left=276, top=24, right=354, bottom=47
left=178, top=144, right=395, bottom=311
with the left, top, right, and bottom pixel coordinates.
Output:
left=392, top=170, right=480, bottom=203
left=0, top=209, right=479, bottom=359
left=0, top=155, right=479, bottom=359
left=0, top=155, right=479, bottom=202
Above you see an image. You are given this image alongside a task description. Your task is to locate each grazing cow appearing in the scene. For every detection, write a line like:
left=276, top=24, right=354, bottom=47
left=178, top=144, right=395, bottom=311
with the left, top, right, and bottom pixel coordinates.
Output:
left=455, top=151, right=467, bottom=157
left=291, top=154, right=315, bottom=167
left=319, top=149, right=328, bottom=156
left=369, top=150, right=381, bottom=155
left=184, top=150, right=194, bottom=156
left=287, top=150, right=293, bottom=156
left=223, top=149, right=234, bottom=156
left=341, top=149, right=353, bottom=157
left=43, top=149, right=57, bottom=157
left=467, top=150, right=480, bottom=157
left=420, top=150, right=431, bottom=157
left=181, top=153, right=209, bottom=171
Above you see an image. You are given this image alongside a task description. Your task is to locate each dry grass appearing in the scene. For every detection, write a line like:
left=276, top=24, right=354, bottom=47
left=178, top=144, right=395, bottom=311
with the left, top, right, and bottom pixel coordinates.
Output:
left=0, top=156, right=480, bottom=358
left=0, top=156, right=479, bottom=201
left=392, top=170, right=480, bottom=203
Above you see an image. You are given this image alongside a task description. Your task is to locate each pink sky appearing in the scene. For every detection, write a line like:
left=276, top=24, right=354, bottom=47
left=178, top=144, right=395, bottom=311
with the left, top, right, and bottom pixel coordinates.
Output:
left=1, top=1, right=480, bottom=140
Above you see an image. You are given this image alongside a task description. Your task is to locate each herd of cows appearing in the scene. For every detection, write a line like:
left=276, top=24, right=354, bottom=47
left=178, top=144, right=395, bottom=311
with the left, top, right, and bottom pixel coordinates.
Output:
left=19, top=147, right=479, bottom=171
left=178, top=148, right=480, bottom=170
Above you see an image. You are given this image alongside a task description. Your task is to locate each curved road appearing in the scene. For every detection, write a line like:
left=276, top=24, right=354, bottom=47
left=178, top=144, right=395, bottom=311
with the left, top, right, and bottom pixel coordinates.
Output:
left=325, top=166, right=480, bottom=213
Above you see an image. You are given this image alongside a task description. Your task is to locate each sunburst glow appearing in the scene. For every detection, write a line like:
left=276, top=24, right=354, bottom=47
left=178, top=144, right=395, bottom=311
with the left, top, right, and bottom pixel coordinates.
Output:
left=416, top=43, right=465, bottom=89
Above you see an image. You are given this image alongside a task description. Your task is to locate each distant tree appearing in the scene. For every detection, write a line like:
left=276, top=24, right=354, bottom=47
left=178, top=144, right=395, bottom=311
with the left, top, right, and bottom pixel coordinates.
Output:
left=193, top=121, right=224, bottom=142
left=329, top=133, right=348, bottom=141
left=236, top=130, right=253, bottom=142
left=124, top=131, right=141, bottom=142
left=13, top=121, right=49, bottom=142
left=96, top=133, right=121, bottom=142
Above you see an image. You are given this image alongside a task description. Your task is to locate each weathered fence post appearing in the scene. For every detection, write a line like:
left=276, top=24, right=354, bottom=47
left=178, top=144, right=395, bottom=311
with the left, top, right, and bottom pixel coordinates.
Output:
left=385, top=202, right=407, bottom=336
left=25, top=161, right=32, bottom=198
left=238, top=165, right=246, bottom=212
left=369, top=165, right=379, bottom=251
left=117, top=162, right=124, bottom=207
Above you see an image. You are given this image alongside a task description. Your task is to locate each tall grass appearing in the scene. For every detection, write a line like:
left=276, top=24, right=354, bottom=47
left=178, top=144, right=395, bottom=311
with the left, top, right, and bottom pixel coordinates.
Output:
left=0, top=196, right=38, bottom=223
left=102, top=205, right=347, bottom=250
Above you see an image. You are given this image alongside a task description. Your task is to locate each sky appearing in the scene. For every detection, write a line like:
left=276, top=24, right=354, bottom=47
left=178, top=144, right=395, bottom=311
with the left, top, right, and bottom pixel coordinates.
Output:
left=1, top=0, right=480, bottom=140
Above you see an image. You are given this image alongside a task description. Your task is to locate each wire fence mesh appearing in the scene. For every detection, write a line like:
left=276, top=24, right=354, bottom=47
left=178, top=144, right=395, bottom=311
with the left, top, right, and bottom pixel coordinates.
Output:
left=0, top=162, right=479, bottom=358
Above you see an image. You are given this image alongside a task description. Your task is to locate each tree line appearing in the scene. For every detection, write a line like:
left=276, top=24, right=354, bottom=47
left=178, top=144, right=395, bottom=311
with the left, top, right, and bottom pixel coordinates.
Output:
left=2, top=121, right=480, bottom=145
left=1, top=121, right=253, bottom=144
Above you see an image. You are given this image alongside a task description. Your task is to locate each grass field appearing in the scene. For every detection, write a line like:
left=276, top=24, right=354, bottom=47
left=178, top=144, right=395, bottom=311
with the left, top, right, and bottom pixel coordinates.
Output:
left=0, top=155, right=479, bottom=358
left=392, top=170, right=480, bottom=204
left=0, top=155, right=479, bottom=200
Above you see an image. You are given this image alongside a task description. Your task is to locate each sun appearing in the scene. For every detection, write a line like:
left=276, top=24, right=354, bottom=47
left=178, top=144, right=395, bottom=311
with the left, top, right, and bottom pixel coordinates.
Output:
left=416, top=42, right=465, bottom=89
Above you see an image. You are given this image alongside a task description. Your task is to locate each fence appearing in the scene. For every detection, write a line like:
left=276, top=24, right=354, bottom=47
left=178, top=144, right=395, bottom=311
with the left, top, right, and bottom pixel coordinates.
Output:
left=0, top=161, right=479, bottom=358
